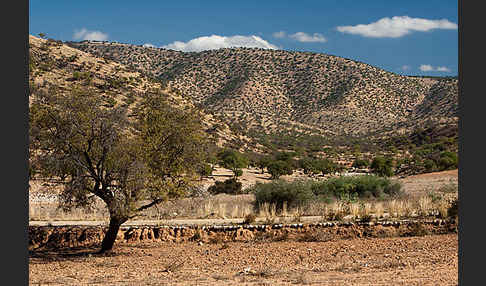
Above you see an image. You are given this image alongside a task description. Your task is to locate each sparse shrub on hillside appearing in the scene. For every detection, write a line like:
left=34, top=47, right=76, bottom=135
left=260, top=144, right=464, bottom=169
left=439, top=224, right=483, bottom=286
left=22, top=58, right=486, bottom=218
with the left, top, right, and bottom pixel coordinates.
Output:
left=207, top=178, right=243, bottom=195
left=352, top=158, right=370, bottom=169
left=197, top=163, right=213, bottom=179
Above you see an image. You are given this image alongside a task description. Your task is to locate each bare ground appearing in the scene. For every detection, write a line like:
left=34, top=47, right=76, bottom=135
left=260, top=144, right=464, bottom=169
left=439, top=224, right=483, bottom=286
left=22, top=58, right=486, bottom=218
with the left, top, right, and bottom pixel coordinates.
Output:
left=29, top=233, right=457, bottom=285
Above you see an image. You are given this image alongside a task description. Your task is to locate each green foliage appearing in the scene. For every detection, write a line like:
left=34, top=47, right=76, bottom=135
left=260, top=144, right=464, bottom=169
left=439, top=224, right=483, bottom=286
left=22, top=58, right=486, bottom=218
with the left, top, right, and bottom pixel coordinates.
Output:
left=251, top=175, right=402, bottom=212
left=311, top=175, right=402, bottom=200
left=197, top=163, right=213, bottom=178
left=438, top=151, right=458, bottom=170
left=299, top=157, right=338, bottom=175
left=370, top=156, right=394, bottom=177
left=208, top=178, right=243, bottom=195
left=256, top=156, right=272, bottom=174
left=252, top=180, right=315, bottom=211
left=217, top=149, right=249, bottom=177
left=29, top=87, right=207, bottom=251
left=267, top=160, right=293, bottom=179
left=352, top=158, right=370, bottom=169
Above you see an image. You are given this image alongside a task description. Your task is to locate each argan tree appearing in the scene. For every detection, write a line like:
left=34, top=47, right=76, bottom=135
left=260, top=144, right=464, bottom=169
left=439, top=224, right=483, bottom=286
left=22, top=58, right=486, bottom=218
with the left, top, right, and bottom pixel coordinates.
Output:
left=29, top=87, right=206, bottom=253
left=216, top=149, right=248, bottom=178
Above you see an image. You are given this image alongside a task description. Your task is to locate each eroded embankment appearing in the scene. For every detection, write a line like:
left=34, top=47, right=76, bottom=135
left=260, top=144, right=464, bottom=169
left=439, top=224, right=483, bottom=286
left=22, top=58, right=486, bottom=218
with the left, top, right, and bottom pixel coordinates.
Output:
left=29, top=219, right=457, bottom=251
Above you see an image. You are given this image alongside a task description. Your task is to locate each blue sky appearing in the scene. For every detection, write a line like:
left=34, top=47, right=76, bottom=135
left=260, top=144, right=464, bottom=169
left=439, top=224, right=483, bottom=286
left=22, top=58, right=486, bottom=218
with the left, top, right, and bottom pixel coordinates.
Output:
left=29, top=0, right=458, bottom=76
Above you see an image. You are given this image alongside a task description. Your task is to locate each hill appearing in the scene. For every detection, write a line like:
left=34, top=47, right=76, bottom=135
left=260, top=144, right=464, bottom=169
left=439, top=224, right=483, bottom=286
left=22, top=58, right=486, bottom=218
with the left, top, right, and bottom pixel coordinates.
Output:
left=29, top=35, right=251, bottom=150
left=67, top=41, right=458, bottom=149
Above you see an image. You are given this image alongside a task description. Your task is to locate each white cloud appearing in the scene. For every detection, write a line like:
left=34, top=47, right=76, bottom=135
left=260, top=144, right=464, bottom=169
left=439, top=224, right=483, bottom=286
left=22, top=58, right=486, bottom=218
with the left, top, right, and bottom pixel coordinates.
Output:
left=273, top=31, right=287, bottom=38
left=162, top=35, right=278, bottom=52
left=336, top=16, right=457, bottom=38
left=73, top=28, right=108, bottom=41
left=419, top=64, right=434, bottom=71
left=436, top=66, right=451, bottom=72
left=142, top=43, right=156, bottom=48
left=420, top=64, right=451, bottom=72
left=289, top=32, right=327, bottom=43
left=401, top=65, right=411, bottom=71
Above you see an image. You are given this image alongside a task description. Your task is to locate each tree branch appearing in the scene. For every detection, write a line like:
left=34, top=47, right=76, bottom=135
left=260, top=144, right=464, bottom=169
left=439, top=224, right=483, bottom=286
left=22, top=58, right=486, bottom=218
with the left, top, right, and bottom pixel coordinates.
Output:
left=134, top=198, right=165, bottom=213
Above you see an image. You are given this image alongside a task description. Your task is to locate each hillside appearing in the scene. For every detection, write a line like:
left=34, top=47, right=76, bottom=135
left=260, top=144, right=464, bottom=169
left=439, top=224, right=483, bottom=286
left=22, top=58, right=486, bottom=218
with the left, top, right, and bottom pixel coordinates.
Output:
left=29, top=35, right=251, bottom=150
left=67, top=41, right=458, bottom=145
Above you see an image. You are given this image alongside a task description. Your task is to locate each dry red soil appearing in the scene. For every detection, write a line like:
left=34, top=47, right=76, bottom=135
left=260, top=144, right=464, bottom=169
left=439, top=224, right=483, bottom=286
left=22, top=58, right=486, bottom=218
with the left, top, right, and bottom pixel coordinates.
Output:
left=29, top=233, right=457, bottom=285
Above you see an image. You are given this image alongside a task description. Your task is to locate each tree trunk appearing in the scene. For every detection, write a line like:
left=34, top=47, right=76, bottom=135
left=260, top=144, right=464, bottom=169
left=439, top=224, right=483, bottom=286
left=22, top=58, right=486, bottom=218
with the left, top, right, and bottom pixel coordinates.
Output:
left=98, top=216, right=126, bottom=254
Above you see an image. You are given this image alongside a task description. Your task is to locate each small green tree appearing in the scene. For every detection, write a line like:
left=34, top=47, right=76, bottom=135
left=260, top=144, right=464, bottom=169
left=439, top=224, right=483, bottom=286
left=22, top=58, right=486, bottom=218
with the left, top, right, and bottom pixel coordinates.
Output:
left=29, top=88, right=206, bottom=253
left=370, top=156, right=394, bottom=177
left=267, top=160, right=293, bottom=179
left=217, top=149, right=249, bottom=178
left=256, top=156, right=272, bottom=174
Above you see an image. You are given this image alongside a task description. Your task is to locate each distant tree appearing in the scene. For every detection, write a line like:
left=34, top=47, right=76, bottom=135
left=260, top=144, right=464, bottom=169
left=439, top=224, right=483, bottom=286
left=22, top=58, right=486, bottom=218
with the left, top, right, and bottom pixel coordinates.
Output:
left=352, top=158, right=370, bottom=169
left=217, top=149, right=249, bottom=178
left=29, top=88, right=206, bottom=253
left=267, top=160, right=293, bottom=179
left=38, top=33, right=46, bottom=39
left=370, top=156, right=394, bottom=177
left=299, top=157, right=320, bottom=175
left=256, top=156, right=272, bottom=174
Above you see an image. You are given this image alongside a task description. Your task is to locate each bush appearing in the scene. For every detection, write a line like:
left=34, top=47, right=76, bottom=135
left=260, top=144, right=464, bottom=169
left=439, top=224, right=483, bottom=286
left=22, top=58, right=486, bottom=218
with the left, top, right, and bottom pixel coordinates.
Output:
left=311, top=175, right=402, bottom=199
left=207, top=178, right=243, bottom=195
left=197, top=163, right=213, bottom=178
left=370, top=156, right=394, bottom=177
left=251, top=180, right=314, bottom=211
left=352, top=158, right=370, bottom=169
left=437, top=151, right=458, bottom=171
left=250, top=176, right=403, bottom=213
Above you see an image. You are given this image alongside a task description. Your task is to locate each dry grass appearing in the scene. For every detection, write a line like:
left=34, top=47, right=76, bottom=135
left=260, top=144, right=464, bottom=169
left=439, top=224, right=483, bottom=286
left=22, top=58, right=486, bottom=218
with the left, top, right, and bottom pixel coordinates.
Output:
left=349, top=203, right=361, bottom=219
left=374, top=202, right=384, bottom=219
left=361, top=202, right=373, bottom=217
left=418, top=196, right=433, bottom=217
left=30, top=179, right=458, bottom=223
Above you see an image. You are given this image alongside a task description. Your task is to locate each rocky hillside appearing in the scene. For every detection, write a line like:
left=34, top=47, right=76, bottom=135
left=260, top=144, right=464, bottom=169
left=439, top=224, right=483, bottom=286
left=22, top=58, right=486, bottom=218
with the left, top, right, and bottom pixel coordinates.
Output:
left=29, top=35, right=251, bottom=150
left=67, top=41, right=458, bottom=142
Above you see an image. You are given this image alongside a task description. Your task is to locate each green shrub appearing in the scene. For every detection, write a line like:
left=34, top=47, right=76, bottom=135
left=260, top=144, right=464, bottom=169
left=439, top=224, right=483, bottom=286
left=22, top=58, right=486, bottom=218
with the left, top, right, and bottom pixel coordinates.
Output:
left=251, top=176, right=402, bottom=212
left=370, top=156, right=394, bottom=177
left=251, top=180, right=314, bottom=211
left=311, top=175, right=402, bottom=199
left=424, top=159, right=437, bottom=172
left=437, top=151, right=458, bottom=171
left=208, top=178, right=243, bottom=195
left=352, top=158, right=370, bottom=169
left=197, top=163, right=213, bottom=178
